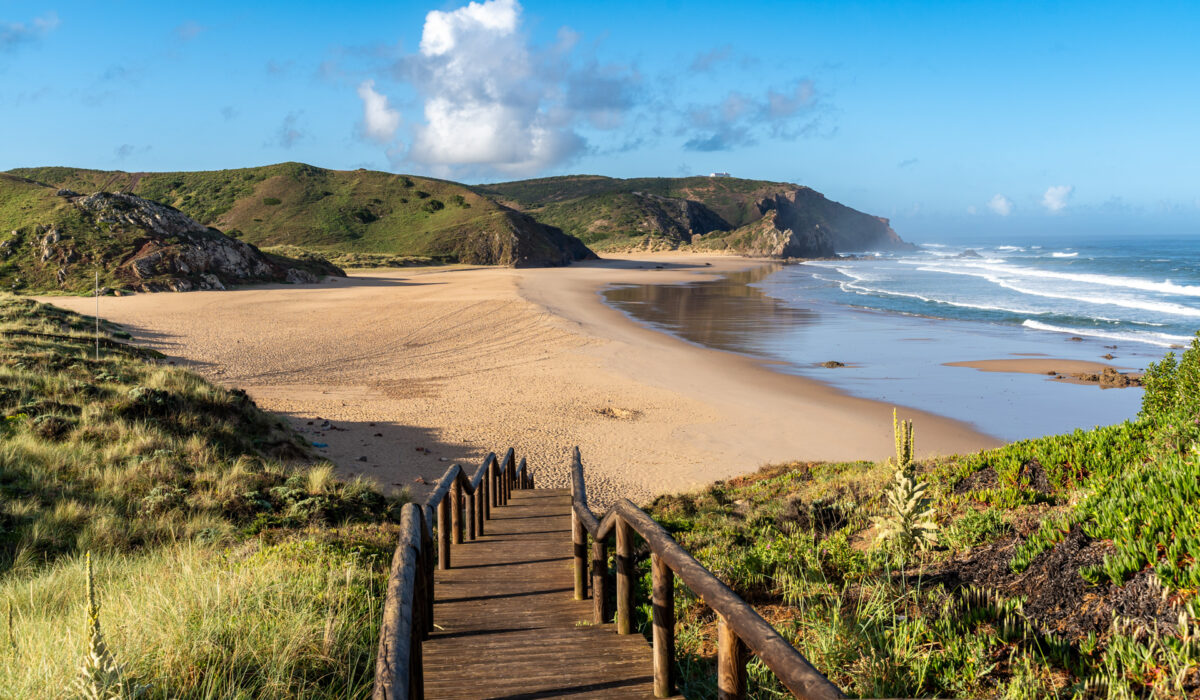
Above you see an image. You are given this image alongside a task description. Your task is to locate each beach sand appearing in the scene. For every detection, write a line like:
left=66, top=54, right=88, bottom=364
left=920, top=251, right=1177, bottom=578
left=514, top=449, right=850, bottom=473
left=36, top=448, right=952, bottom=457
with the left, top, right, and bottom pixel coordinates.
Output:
left=945, top=358, right=1144, bottom=387
left=43, top=253, right=1000, bottom=506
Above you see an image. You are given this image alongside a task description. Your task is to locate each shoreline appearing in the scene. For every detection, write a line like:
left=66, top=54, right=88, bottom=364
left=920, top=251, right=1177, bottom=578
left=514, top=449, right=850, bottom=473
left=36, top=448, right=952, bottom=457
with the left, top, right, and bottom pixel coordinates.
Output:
left=41, top=253, right=1001, bottom=505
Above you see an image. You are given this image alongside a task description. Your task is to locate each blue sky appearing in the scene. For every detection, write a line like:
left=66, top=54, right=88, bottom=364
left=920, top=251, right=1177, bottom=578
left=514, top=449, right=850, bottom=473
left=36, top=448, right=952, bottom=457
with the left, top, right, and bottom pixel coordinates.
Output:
left=2, top=0, right=1198, bottom=237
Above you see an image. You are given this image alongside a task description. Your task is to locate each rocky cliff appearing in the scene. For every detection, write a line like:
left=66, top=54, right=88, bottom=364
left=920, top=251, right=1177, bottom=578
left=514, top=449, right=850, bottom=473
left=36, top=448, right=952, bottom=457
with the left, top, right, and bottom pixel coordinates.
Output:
left=0, top=176, right=343, bottom=294
left=477, top=175, right=913, bottom=257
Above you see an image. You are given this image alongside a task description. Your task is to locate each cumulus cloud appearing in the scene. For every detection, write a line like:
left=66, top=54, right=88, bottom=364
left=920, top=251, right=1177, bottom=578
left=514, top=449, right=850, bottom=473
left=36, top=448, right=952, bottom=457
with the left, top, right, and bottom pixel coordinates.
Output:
left=356, top=80, right=402, bottom=143
left=375, top=0, right=637, bottom=177
left=1, top=12, right=58, bottom=51
left=988, top=193, right=1013, bottom=216
left=1042, top=184, right=1074, bottom=212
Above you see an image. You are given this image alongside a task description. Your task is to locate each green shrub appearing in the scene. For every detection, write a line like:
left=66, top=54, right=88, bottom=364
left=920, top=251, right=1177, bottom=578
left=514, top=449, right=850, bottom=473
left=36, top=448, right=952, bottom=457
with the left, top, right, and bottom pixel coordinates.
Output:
left=261, top=197, right=282, bottom=206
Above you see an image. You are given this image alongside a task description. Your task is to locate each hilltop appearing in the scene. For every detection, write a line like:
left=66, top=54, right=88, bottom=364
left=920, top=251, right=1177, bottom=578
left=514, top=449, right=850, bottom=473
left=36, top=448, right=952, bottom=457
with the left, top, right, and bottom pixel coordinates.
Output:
left=475, top=174, right=912, bottom=256
left=10, top=163, right=595, bottom=268
left=0, top=174, right=342, bottom=294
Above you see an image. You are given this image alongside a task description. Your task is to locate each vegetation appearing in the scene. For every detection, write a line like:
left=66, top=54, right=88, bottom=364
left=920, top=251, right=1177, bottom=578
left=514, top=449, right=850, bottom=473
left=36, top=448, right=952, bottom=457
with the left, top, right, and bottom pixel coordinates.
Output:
left=476, top=174, right=798, bottom=251
left=9, top=163, right=592, bottom=266
left=640, top=333, right=1200, bottom=698
left=0, top=295, right=406, bottom=696
left=0, top=174, right=340, bottom=294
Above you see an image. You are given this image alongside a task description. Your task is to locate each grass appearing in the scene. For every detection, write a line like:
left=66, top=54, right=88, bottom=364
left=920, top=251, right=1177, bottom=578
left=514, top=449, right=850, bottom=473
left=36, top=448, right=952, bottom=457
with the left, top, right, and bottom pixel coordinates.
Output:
left=0, top=173, right=342, bottom=294
left=9, top=163, right=590, bottom=266
left=637, top=332, right=1200, bottom=698
left=0, top=295, right=408, bottom=696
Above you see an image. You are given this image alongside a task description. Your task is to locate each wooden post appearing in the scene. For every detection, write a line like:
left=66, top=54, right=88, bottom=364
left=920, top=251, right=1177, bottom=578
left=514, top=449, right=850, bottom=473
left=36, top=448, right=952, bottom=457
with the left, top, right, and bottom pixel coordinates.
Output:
left=450, top=478, right=463, bottom=545
left=466, top=480, right=477, bottom=541
left=420, top=506, right=435, bottom=635
left=437, top=495, right=451, bottom=571
left=474, top=484, right=485, bottom=536
left=616, top=518, right=635, bottom=635
left=572, top=509, right=588, bottom=600
left=482, top=463, right=491, bottom=520
left=592, top=538, right=610, bottom=625
left=717, top=614, right=747, bottom=700
left=410, top=556, right=426, bottom=700
left=652, top=553, right=675, bottom=697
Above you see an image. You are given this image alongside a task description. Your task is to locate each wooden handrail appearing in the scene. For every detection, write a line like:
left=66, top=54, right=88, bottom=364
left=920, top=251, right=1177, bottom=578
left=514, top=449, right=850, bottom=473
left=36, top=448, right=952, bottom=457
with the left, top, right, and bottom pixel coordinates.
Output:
left=373, top=447, right=532, bottom=699
left=570, top=447, right=846, bottom=699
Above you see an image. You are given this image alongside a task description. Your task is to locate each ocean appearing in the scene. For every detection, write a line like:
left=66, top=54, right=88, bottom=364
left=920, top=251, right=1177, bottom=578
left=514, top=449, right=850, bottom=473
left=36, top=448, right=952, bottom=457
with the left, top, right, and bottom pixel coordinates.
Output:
left=794, top=235, right=1200, bottom=350
left=604, top=234, right=1200, bottom=442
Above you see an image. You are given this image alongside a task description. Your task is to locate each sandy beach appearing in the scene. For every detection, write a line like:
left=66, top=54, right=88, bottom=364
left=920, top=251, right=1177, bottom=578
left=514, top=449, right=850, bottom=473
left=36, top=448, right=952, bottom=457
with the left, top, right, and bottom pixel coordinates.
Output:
left=44, top=253, right=1001, bottom=505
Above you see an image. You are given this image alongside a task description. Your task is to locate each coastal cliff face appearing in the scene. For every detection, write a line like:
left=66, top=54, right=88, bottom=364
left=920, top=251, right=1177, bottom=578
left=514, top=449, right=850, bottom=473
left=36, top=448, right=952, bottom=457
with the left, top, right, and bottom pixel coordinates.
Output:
left=692, top=209, right=835, bottom=258
left=476, top=175, right=912, bottom=258
left=0, top=176, right=344, bottom=294
left=761, top=187, right=911, bottom=253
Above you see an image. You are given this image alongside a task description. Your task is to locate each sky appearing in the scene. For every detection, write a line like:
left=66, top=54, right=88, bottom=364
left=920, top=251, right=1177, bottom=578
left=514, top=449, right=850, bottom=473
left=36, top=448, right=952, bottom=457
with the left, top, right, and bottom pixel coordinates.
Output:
left=2, top=0, right=1199, bottom=238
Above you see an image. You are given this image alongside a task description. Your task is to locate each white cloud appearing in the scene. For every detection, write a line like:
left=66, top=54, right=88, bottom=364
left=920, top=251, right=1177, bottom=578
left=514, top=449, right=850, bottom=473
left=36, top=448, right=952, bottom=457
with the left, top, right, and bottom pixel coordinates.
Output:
left=988, top=194, right=1013, bottom=216
left=379, top=0, right=636, bottom=177
left=356, top=80, right=402, bottom=143
left=966, top=205, right=978, bottom=215
left=1042, top=184, right=1074, bottom=212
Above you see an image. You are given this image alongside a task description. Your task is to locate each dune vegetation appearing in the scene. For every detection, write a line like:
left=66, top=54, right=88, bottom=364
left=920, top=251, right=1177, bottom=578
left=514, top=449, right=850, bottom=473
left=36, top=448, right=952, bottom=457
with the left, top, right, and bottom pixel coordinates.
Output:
left=0, top=295, right=407, bottom=698
left=641, top=336, right=1200, bottom=698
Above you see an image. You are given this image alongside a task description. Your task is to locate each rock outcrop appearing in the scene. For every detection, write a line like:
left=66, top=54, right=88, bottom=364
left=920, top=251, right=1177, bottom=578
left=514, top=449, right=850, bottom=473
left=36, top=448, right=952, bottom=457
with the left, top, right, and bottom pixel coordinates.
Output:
left=695, top=209, right=836, bottom=258
left=43, top=190, right=344, bottom=293
left=757, top=188, right=913, bottom=253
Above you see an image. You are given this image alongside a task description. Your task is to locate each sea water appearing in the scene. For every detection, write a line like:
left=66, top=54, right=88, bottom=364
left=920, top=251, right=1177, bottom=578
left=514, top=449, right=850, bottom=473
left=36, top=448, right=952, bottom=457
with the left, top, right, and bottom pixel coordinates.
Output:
left=603, top=235, right=1200, bottom=442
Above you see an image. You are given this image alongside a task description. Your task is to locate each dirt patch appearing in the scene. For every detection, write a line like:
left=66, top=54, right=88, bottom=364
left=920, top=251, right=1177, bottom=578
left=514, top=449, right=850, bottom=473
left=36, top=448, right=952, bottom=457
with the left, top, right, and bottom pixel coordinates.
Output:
left=931, top=525, right=1181, bottom=640
left=1016, top=459, right=1054, bottom=494
left=954, top=465, right=999, bottom=494
left=595, top=406, right=642, bottom=420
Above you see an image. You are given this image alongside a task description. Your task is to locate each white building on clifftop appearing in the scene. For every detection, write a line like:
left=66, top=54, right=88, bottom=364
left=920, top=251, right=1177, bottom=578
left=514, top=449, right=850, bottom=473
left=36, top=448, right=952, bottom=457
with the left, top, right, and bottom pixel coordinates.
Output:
left=708, top=172, right=731, bottom=177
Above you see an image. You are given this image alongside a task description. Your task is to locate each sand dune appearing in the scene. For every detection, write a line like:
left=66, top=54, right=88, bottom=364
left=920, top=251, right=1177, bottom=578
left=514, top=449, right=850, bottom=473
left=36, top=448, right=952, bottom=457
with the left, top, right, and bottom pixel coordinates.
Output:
left=44, top=253, right=999, bottom=505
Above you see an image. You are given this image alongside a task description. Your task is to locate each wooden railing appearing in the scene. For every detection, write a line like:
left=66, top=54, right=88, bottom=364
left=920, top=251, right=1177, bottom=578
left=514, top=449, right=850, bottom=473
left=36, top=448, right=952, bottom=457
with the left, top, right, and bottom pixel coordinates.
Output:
left=570, top=447, right=846, bottom=699
left=373, top=448, right=532, bottom=700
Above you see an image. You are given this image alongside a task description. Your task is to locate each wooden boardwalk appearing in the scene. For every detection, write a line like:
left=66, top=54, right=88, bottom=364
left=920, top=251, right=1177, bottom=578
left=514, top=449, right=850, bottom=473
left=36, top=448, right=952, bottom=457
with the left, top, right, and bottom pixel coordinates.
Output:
left=422, top=489, right=658, bottom=699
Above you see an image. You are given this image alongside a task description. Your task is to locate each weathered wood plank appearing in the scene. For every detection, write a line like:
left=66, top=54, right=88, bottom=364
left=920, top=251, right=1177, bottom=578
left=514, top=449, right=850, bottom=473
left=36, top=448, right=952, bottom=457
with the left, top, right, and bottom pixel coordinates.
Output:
left=423, top=489, right=656, bottom=699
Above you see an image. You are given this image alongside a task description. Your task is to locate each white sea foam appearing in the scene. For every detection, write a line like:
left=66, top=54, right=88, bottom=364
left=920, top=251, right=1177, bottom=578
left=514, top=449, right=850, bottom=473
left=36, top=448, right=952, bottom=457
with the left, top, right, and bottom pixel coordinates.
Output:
left=1051, top=251, right=1079, bottom=258
left=837, top=279, right=1049, bottom=315
left=1021, top=320, right=1193, bottom=348
left=912, top=265, right=1200, bottom=317
left=907, top=259, right=1200, bottom=297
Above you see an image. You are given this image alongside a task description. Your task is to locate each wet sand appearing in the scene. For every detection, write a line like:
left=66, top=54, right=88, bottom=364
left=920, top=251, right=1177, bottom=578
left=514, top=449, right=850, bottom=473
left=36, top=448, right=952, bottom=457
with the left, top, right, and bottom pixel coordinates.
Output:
left=43, top=253, right=999, bottom=505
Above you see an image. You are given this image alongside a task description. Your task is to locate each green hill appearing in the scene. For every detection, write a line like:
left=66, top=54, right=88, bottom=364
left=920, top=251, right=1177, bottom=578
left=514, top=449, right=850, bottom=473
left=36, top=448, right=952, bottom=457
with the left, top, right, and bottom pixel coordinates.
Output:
left=0, top=174, right=342, bottom=294
left=10, top=163, right=594, bottom=267
left=475, top=174, right=912, bottom=255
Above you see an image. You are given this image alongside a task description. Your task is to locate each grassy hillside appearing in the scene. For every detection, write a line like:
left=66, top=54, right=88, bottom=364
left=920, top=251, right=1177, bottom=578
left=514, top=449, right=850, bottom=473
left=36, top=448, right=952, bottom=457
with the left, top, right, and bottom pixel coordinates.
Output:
left=640, top=338, right=1200, bottom=698
left=476, top=174, right=906, bottom=254
left=475, top=175, right=796, bottom=250
left=11, top=163, right=593, bottom=266
left=0, top=296, right=406, bottom=696
left=0, top=174, right=342, bottom=294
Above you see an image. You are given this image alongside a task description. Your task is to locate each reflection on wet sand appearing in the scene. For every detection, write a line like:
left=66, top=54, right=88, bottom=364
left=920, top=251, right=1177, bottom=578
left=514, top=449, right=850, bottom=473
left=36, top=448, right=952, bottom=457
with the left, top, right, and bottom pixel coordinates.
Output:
left=603, top=264, right=816, bottom=355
